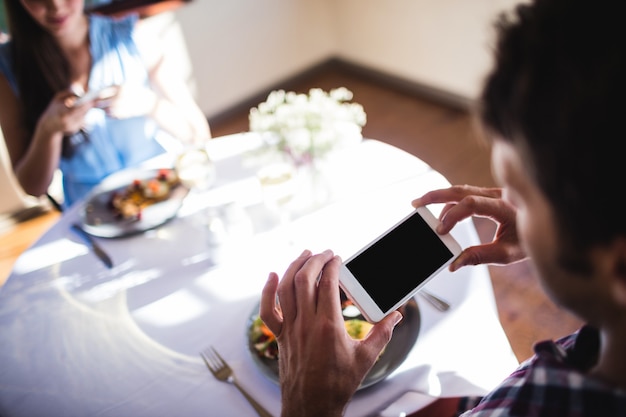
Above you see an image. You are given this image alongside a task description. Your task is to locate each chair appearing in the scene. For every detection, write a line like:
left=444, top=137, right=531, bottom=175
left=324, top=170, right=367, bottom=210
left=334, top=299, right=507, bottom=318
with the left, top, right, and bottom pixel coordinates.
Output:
left=0, top=127, right=48, bottom=224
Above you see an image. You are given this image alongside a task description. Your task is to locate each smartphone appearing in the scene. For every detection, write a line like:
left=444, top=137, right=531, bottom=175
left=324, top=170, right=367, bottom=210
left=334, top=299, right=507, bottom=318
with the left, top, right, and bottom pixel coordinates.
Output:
left=72, top=85, right=119, bottom=107
left=338, top=207, right=462, bottom=323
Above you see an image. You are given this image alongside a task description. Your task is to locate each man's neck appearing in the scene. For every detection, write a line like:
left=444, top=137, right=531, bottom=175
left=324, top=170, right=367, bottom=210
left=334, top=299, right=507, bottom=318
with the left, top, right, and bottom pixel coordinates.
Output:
left=590, top=325, right=626, bottom=391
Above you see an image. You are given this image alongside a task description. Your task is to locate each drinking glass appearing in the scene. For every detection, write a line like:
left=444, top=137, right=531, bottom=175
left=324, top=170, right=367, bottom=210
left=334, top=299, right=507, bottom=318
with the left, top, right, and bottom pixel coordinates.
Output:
left=257, top=159, right=297, bottom=228
left=174, top=145, right=217, bottom=236
left=174, top=146, right=216, bottom=192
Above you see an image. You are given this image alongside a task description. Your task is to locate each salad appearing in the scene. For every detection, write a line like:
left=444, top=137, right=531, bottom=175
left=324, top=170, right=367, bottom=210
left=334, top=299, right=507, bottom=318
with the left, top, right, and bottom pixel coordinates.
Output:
left=249, top=298, right=374, bottom=360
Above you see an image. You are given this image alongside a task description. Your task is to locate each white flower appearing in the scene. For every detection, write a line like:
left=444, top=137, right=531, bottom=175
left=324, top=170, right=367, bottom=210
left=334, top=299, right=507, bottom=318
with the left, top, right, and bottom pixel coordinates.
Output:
left=249, top=87, right=367, bottom=165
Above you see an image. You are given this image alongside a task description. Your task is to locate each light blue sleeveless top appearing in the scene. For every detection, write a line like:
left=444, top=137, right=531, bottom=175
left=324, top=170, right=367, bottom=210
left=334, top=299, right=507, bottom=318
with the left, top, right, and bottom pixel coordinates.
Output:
left=0, top=14, right=166, bottom=208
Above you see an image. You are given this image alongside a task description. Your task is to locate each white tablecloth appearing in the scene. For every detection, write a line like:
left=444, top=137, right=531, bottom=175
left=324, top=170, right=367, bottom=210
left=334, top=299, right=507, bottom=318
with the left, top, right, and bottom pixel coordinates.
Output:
left=0, top=134, right=518, bottom=417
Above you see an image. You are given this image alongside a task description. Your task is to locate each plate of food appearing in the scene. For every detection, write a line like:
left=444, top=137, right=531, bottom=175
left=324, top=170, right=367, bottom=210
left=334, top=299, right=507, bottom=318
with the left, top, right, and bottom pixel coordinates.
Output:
left=80, top=167, right=189, bottom=238
left=247, top=291, right=420, bottom=390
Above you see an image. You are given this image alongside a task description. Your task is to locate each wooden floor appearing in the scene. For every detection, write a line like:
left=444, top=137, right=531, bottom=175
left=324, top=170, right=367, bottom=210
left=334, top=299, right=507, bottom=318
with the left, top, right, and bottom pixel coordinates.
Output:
left=0, top=62, right=583, bottom=364
left=0, top=209, right=59, bottom=290
left=209, top=63, right=584, bottom=363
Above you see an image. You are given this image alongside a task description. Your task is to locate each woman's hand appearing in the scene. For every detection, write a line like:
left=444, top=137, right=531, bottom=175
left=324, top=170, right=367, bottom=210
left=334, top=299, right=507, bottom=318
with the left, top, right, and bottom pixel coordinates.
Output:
left=38, top=89, right=93, bottom=138
left=412, top=185, right=527, bottom=270
left=11, top=88, right=93, bottom=196
left=260, top=250, right=402, bottom=417
left=100, top=83, right=155, bottom=119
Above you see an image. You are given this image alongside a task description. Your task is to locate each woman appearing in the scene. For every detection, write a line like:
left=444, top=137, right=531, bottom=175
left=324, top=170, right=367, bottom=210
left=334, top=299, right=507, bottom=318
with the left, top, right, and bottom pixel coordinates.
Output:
left=0, top=0, right=211, bottom=207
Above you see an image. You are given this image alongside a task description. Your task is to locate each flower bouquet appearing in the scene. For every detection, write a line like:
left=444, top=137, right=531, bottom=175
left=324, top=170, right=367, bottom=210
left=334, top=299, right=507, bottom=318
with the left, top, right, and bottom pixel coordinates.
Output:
left=249, top=87, right=367, bottom=166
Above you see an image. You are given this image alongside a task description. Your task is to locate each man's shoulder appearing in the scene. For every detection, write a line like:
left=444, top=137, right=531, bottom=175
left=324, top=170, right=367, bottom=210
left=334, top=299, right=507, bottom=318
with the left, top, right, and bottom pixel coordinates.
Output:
left=463, top=327, right=626, bottom=416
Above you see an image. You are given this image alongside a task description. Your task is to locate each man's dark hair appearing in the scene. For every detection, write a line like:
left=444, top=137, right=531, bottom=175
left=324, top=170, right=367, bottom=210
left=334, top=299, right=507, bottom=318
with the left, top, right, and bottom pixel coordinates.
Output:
left=479, top=0, right=625, bottom=271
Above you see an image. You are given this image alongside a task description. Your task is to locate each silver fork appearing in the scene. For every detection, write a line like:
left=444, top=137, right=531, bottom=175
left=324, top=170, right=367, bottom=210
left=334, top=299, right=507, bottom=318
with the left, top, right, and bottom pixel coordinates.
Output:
left=200, top=346, right=273, bottom=417
left=418, top=289, right=451, bottom=312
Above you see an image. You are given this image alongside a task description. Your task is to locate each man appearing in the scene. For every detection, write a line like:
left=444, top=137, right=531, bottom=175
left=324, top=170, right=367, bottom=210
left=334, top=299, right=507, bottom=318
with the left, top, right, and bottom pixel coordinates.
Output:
left=260, top=0, right=626, bottom=415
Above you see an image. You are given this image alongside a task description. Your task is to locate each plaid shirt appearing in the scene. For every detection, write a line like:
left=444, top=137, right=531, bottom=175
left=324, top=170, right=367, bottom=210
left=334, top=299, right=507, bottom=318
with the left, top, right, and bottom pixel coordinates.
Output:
left=460, top=326, right=626, bottom=416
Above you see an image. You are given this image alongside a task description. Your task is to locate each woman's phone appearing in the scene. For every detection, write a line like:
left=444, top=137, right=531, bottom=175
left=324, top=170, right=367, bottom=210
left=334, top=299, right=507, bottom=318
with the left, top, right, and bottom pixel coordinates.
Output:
left=338, top=207, right=462, bottom=323
left=72, top=85, right=119, bottom=107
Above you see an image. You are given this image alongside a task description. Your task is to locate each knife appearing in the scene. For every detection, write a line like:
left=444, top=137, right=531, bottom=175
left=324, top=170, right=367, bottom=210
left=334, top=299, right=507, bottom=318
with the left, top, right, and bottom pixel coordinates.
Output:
left=71, top=223, right=113, bottom=268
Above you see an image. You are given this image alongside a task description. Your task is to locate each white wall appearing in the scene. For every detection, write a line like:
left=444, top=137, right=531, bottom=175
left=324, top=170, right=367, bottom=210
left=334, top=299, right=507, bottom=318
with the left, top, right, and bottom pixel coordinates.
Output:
left=170, top=0, right=336, bottom=118
left=165, top=0, right=521, bottom=119
left=333, top=0, right=520, bottom=100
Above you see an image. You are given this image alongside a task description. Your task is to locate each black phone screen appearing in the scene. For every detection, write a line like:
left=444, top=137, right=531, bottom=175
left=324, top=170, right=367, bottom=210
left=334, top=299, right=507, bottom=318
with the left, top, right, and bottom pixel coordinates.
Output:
left=345, top=211, right=454, bottom=312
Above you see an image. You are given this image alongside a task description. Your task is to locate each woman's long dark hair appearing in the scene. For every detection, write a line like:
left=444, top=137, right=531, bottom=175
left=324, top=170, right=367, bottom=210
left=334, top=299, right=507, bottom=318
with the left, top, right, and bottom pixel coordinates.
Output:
left=3, top=0, right=72, bottom=144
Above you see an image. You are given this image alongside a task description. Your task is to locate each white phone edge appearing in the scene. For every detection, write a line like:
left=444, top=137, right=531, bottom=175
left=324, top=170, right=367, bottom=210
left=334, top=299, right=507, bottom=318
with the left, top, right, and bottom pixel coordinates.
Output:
left=72, top=85, right=118, bottom=107
left=338, top=206, right=462, bottom=323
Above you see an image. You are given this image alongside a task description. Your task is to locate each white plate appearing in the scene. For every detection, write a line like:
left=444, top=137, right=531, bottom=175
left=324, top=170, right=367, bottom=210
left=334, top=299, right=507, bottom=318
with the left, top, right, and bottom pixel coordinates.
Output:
left=246, top=295, right=420, bottom=390
left=80, top=168, right=188, bottom=238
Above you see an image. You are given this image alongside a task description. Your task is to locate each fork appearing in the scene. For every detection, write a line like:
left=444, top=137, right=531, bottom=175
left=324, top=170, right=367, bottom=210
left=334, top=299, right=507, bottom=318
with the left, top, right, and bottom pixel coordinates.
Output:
left=200, top=347, right=274, bottom=417
left=418, top=289, right=451, bottom=312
